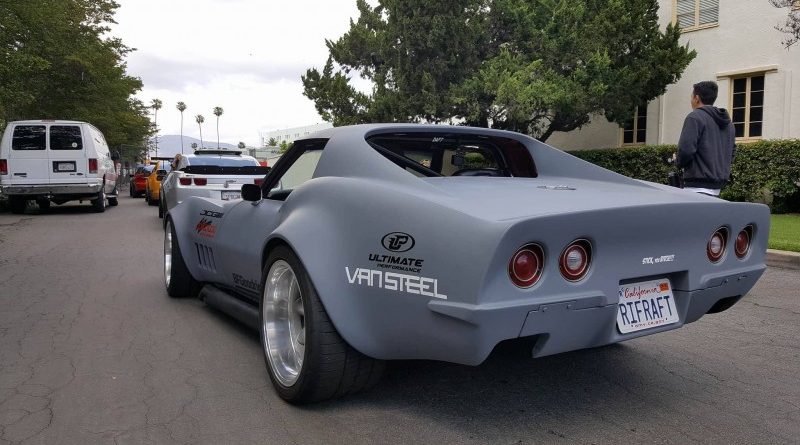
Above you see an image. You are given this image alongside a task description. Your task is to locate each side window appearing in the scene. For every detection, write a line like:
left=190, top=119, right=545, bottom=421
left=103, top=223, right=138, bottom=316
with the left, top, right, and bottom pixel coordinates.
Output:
left=274, top=150, right=323, bottom=192
left=50, top=126, right=83, bottom=150
left=12, top=125, right=46, bottom=150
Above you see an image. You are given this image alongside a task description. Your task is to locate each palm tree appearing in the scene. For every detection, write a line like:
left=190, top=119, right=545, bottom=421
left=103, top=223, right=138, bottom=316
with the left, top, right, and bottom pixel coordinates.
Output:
left=195, top=114, right=205, bottom=149
left=176, top=101, right=187, bottom=154
left=213, top=106, right=224, bottom=148
left=151, top=98, right=162, bottom=156
left=267, top=137, right=277, bottom=147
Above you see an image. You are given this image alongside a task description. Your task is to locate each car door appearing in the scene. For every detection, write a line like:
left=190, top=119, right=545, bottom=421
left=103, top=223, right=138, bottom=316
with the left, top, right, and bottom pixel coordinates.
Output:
left=6, top=124, right=49, bottom=185
left=48, top=124, right=89, bottom=185
left=213, top=139, right=327, bottom=299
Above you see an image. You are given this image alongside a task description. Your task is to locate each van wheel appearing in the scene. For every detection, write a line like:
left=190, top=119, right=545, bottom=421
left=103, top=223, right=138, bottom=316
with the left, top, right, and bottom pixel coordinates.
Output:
left=92, top=189, right=106, bottom=213
left=129, top=183, right=134, bottom=197
left=9, top=196, right=27, bottom=214
left=108, top=196, right=118, bottom=207
left=36, top=199, right=51, bottom=211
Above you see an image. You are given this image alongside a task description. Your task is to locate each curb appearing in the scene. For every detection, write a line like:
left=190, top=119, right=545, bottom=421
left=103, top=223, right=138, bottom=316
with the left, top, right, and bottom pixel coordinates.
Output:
left=766, top=249, right=800, bottom=270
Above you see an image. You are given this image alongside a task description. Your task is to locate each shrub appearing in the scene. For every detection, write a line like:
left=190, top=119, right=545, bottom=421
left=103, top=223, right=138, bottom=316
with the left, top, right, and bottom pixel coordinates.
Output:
left=570, top=140, right=800, bottom=213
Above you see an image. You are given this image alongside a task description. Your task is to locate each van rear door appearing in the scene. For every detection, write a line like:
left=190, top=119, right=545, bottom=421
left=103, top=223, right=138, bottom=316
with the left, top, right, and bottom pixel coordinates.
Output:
left=6, top=124, right=49, bottom=185
left=48, top=124, right=88, bottom=184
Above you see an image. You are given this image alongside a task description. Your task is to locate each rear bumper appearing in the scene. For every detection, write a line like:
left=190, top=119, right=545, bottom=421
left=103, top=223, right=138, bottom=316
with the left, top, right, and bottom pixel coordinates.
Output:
left=426, top=264, right=766, bottom=365
left=1, top=182, right=102, bottom=196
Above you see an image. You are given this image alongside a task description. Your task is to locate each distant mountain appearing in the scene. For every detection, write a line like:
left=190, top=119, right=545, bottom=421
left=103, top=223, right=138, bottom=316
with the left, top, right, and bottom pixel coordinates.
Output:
left=149, top=135, right=239, bottom=157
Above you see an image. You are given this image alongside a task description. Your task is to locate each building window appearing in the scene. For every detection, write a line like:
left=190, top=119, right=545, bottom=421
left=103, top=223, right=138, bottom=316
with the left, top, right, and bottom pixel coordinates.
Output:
left=675, top=0, right=719, bottom=30
left=621, top=105, right=647, bottom=146
left=731, top=75, right=765, bottom=140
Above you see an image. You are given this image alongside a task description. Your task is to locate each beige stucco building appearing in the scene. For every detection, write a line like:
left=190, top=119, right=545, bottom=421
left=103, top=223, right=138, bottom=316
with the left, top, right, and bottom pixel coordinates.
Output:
left=548, top=0, right=800, bottom=151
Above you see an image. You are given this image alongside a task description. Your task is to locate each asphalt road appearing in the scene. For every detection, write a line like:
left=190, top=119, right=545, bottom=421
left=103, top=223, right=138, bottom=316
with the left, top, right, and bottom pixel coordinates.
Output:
left=0, top=196, right=798, bottom=445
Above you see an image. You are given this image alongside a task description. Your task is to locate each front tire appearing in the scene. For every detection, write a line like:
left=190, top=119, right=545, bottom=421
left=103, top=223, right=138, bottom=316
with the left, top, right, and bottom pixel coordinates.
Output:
left=260, top=246, right=384, bottom=404
left=164, top=218, right=200, bottom=298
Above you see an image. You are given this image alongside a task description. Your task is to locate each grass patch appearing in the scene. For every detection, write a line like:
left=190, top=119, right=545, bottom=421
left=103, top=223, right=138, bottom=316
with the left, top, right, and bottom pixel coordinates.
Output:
left=769, top=214, right=800, bottom=252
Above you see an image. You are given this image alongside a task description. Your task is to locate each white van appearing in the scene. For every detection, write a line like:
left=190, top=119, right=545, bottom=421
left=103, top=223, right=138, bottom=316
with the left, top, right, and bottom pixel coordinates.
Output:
left=0, top=120, right=120, bottom=213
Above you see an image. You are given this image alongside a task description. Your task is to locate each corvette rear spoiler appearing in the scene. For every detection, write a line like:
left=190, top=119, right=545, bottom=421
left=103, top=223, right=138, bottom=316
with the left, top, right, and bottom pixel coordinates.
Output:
left=181, top=166, right=271, bottom=175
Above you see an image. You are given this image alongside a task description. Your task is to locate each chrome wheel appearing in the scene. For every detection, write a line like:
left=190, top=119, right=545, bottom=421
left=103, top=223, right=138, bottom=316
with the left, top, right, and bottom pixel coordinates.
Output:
left=164, top=220, right=173, bottom=288
left=262, top=260, right=306, bottom=387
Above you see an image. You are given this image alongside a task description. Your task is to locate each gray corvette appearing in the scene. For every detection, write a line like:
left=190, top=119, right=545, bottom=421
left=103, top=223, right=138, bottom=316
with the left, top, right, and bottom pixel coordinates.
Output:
left=163, top=124, right=769, bottom=403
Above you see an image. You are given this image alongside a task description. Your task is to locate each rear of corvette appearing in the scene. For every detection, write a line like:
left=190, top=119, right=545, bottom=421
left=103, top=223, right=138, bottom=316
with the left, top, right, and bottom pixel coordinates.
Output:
left=317, top=172, right=769, bottom=367
left=425, top=198, right=768, bottom=364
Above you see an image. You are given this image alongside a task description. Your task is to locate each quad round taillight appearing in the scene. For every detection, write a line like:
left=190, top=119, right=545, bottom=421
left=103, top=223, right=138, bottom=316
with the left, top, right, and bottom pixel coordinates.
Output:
left=559, top=239, right=592, bottom=282
left=735, top=226, right=753, bottom=259
left=707, top=228, right=728, bottom=263
left=509, top=244, right=544, bottom=288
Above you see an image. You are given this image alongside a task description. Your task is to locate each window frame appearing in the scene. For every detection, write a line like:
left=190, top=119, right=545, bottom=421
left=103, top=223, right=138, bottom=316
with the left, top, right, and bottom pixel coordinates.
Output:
left=619, top=105, right=648, bottom=147
left=673, top=0, right=720, bottom=33
left=260, top=138, right=328, bottom=200
left=729, top=73, right=766, bottom=142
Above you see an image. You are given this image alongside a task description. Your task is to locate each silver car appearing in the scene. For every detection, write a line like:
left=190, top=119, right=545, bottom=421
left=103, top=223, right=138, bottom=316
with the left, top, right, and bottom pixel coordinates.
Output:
left=163, top=124, right=769, bottom=404
left=159, top=149, right=269, bottom=219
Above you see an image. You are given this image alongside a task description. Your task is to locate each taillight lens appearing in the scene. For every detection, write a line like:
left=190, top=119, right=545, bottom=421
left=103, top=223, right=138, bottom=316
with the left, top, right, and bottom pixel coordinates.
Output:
left=193, top=178, right=207, bottom=186
left=0, top=159, right=7, bottom=175
left=254, top=178, right=264, bottom=186
left=88, top=158, right=98, bottom=173
left=735, top=226, right=753, bottom=259
left=559, top=239, right=592, bottom=282
left=509, top=244, right=544, bottom=288
left=707, top=228, right=728, bottom=263
left=179, top=177, right=191, bottom=185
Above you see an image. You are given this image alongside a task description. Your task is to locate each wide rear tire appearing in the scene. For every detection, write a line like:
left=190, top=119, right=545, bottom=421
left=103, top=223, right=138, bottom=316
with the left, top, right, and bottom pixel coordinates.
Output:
left=260, top=245, right=384, bottom=404
left=164, top=218, right=200, bottom=298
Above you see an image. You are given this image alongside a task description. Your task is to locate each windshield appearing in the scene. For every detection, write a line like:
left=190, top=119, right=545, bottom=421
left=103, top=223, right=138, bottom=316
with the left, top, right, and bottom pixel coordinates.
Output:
left=187, top=157, right=259, bottom=167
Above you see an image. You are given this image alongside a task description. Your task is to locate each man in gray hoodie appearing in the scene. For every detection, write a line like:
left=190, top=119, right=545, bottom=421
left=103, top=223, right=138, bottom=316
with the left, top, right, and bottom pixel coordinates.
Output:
left=676, top=81, right=736, bottom=196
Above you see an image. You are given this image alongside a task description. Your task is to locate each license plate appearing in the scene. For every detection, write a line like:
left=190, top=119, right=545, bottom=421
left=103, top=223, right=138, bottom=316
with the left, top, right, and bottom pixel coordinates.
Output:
left=56, top=162, right=75, bottom=172
left=221, top=191, right=241, bottom=201
left=617, top=278, right=679, bottom=334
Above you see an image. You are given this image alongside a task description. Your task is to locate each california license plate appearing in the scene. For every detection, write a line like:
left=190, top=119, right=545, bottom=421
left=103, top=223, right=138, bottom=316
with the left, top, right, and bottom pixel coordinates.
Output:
left=221, top=191, right=241, bottom=201
left=55, top=162, right=75, bottom=172
left=617, top=278, right=679, bottom=334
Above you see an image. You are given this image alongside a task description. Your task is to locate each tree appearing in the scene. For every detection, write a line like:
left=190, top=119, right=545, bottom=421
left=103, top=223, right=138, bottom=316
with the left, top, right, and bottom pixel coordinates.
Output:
left=237, top=141, right=246, bottom=149
left=195, top=114, right=205, bottom=148
left=302, top=0, right=695, bottom=142
left=191, top=142, right=198, bottom=149
left=151, top=98, right=162, bottom=155
left=770, top=0, right=800, bottom=48
left=267, top=137, right=278, bottom=147
left=176, top=101, right=187, bottom=153
left=213, top=106, right=224, bottom=148
left=0, top=0, right=152, bottom=159
left=279, top=140, right=290, bottom=154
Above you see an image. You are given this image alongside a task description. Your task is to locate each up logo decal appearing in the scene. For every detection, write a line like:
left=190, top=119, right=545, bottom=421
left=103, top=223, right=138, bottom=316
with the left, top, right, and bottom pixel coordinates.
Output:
left=381, top=232, right=415, bottom=253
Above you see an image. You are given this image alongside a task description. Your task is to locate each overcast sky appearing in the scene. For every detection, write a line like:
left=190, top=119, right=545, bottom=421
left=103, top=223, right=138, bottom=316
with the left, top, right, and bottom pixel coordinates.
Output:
left=111, top=0, right=362, bottom=146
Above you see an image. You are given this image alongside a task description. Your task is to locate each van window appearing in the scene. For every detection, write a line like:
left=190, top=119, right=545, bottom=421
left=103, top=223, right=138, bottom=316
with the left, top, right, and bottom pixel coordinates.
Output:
left=50, top=126, right=83, bottom=150
left=12, top=125, right=46, bottom=150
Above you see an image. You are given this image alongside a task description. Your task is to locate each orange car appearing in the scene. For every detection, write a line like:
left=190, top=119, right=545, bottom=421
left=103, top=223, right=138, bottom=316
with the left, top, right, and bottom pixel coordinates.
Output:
left=145, top=160, right=172, bottom=206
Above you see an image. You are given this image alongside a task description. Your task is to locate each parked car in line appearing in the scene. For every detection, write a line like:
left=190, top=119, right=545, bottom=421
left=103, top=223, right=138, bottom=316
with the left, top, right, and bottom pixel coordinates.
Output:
left=0, top=120, right=120, bottom=213
left=163, top=124, right=769, bottom=404
left=145, top=160, right=171, bottom=206
left=129, top=164, right=154, bottom=198
left=159, top=150, right=269, bottom=219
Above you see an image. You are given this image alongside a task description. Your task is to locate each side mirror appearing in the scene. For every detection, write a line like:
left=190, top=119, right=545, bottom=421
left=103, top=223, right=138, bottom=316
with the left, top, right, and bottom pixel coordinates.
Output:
left=241, top=183, right=262, bottom=202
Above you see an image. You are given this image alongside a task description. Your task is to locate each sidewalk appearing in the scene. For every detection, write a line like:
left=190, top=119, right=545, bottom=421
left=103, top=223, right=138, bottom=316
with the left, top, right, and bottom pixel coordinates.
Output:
left=766, top=249, right=800, bottom=270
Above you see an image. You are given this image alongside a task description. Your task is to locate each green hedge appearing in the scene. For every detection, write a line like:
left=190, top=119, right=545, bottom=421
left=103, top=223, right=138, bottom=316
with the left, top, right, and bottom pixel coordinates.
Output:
left=570, top=139, right=800, bottom=213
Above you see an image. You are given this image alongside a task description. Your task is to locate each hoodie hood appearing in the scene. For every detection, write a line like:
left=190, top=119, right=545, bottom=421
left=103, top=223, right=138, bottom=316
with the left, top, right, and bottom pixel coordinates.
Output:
left=699, top=106, right=732, bottom=129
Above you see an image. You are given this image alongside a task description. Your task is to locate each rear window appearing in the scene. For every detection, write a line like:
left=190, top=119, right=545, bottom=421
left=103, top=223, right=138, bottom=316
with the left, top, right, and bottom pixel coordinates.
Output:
left=367, top=132, right=537, bottom=178
left=12, top=125, right=46, bottom=150
left=185, top=157, right=259, bottom=167
left=50, top=125, right=83, bottom=150
left=136, top=166, right=154, bottom=175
